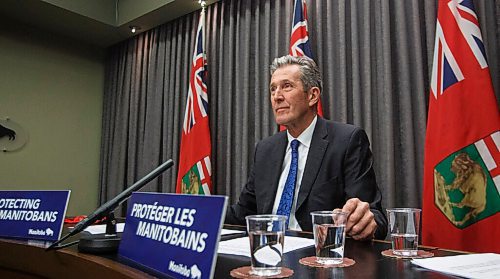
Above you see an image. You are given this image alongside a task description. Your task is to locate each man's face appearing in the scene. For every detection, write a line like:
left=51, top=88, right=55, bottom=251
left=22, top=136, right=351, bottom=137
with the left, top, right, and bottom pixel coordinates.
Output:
left=270, top=64, right=313, bottom=127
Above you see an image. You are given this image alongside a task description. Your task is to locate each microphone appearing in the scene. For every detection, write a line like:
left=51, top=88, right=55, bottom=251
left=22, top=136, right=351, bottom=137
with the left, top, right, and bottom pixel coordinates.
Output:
left=46, top=159, right=174, bottom=252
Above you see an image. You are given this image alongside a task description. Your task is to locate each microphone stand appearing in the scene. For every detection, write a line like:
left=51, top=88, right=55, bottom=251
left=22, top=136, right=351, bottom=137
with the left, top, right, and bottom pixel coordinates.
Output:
left=77, top=212, right=120, bottom=254
left=45, top=159, right=174, bottom=253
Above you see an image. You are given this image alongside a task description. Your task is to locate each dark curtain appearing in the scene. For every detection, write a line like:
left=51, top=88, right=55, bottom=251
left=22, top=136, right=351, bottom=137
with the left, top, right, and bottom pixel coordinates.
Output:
left=100, top=0, right=500, bottom=216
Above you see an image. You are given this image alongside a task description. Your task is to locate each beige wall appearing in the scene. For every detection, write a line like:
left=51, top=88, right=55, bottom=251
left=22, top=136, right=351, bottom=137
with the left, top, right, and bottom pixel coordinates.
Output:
left=117, top=0, right=175, bottom=25
left=0, top=22, right=105, bottom=216
left=42, top=0, right=117, bottom=25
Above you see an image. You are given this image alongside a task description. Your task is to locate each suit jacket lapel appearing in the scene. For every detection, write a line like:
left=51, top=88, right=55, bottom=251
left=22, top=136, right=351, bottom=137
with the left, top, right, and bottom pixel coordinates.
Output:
left=260, top=132, right=287, bottom=214
left=296, top=117, right=329, bottom=211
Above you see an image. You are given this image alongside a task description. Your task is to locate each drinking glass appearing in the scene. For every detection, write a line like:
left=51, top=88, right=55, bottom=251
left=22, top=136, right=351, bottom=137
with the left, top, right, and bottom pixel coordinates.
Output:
left=245, top=215, right=287, bottom=276
left=311, top=210, right=349, bottom=264
left=386, top=208, right=421, bottom=256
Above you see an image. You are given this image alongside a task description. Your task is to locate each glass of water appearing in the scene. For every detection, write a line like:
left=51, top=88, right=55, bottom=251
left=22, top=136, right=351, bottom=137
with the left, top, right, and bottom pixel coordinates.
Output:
left=386, top=208, right=421, bottom=256
left=311, top=210, right=349, bottom=264
left=245, top=215, right=287, bottom=276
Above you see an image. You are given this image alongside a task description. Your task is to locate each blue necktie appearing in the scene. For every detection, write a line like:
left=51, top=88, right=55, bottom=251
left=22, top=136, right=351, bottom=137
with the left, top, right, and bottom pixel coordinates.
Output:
left=277, top=139, right=299, bottom=227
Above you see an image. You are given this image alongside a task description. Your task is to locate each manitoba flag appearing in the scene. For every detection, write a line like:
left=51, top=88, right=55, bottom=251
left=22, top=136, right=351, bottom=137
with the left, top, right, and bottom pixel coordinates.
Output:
left=176, top=8, right=212, bottom=195
left=422, top=0, right=500, bottom=252
left=289, top=0, right=323, bottom=115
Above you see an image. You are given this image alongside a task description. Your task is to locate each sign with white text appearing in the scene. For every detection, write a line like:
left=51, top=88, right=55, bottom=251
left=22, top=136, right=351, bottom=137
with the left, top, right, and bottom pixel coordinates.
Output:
left=119, top=193, right=227, bottom=279
left=0, top=190, right=71, bottom=241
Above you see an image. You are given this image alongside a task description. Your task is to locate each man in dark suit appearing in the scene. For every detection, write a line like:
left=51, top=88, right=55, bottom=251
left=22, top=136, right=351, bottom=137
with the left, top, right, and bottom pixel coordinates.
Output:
left=226, top=55, right=387, bottom=240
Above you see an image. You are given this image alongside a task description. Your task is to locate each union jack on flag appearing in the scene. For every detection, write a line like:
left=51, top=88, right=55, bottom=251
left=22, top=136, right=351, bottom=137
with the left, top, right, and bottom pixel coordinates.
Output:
left=286, top=0, right=323, bottom=124
left=183, top=12, right=209, bottom=133
left=289, top=0, right=313, bottom=58
left=430, top=0, right=489, bottom=99
left=177, top=8, right=212, bottom=195
left=449, top=0, right=488, bottom=69
left=430, top=20, right=464, bottom=99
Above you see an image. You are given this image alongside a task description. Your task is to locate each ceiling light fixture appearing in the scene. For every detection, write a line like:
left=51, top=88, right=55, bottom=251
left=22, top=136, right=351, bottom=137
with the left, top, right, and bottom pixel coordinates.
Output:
left=129, top=26, right=141, bottom=33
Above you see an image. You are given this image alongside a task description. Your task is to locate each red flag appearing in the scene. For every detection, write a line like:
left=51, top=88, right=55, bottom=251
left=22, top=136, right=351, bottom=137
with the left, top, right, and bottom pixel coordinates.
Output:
left=281, top=0, right=323, bottom=131
left=422, top=0, right=500, bottom=253
left=176, top=8, right=212, bottom=195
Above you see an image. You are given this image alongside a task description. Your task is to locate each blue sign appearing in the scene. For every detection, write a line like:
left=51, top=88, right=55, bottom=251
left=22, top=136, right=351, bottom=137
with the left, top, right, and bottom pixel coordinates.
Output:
left=0, top=190, right=71, bottom=241
left=119, top=193, right=228, bottom=279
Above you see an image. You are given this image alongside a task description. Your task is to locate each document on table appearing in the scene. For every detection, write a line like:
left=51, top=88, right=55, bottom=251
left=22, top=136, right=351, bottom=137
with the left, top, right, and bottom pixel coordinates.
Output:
left=220, top=229, right=246, bottom=236
left=218, top=236, right=315, bottom=257
left=82, top=226, right=242, bottom=236
left=411, top=253, right=500, bottom=279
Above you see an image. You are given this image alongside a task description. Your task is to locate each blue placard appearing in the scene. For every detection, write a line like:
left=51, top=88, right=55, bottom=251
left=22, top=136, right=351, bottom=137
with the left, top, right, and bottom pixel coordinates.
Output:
left=0, top=190, right=71, bottom=241
left=119, top=193, right=228, bottom=279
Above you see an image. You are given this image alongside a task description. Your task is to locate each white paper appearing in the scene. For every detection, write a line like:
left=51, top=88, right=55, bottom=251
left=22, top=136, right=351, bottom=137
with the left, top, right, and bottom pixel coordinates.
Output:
left=217, top=236, right=314, bottom=257
left=81, top=226, right=240, bottom=236
left=220, top=229, right=246, bottom=236
left=82, top=223, right=125, bottom=234
left=411, top=253, right=500, bottom=279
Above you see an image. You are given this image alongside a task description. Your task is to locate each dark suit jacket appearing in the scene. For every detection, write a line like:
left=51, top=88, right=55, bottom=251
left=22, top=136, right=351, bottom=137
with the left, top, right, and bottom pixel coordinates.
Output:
left=226, top=117, right=388, bottom=239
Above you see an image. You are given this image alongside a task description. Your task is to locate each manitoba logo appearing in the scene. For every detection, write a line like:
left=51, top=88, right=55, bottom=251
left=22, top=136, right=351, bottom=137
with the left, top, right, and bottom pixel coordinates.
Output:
left=181, top=156, right=211, bottom=195
left=433, top=132, right=500, bottom=228
left=168, top=261, right=202, bottom=279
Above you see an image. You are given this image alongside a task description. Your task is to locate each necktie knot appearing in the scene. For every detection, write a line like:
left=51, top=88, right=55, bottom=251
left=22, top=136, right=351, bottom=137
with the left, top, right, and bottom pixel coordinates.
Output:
left=290, top=139, right=299, bottom=152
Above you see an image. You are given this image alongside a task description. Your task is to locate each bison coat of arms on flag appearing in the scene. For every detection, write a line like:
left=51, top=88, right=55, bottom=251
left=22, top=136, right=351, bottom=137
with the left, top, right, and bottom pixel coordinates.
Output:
left=433, top=132, right=500, bottom=229
left=180, top=157, right=211, bottom=195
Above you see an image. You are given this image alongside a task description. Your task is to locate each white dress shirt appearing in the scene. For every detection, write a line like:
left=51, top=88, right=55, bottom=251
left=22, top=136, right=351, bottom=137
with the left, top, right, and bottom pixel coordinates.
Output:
left=272, top=116, right=318, bottom=230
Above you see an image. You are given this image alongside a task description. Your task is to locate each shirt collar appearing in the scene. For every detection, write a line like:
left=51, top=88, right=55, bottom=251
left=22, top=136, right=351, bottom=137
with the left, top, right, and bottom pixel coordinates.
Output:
left=286, top=115, right=317, bottom=149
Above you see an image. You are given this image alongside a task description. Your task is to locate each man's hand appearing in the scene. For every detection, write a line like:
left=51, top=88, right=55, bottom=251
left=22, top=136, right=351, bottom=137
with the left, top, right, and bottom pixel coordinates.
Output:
left=339, top=198, right=377, bottom=241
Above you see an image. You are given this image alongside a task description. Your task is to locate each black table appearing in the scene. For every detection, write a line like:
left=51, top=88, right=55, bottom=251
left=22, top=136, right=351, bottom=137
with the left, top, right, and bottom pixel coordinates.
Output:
left=215, top=227, right=460, bottom=278
left=0, top=225, right=463, bottom=278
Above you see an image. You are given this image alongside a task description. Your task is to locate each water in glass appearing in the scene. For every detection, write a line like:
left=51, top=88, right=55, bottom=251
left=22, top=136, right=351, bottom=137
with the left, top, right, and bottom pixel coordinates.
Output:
left=313, top=224, right=345, bottom=264
left=248, top=230, right=284, bottom=276
left=391, top=233, right=418, bottom=256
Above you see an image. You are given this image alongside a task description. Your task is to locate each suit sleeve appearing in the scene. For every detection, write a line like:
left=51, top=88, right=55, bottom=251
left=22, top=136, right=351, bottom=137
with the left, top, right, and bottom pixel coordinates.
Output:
left=343, top=128, right=388, bottom=239
left=225, top=143, right=259, bottom=225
